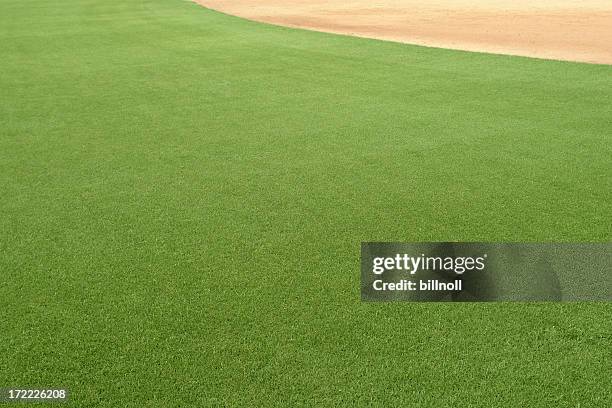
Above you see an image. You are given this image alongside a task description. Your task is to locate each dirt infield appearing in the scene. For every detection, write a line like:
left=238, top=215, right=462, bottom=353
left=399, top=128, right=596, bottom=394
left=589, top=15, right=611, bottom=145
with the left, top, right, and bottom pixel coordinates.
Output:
left=196, top=0, right=612, bottom=64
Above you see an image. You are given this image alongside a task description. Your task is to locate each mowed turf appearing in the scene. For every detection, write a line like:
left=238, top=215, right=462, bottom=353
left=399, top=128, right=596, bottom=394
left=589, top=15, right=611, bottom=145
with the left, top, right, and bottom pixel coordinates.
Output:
left=1, top=0, right=611, bottom=406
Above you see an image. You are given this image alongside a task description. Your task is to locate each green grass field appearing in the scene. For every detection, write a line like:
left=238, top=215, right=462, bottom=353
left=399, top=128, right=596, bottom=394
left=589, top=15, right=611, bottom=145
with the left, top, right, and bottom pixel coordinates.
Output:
left=1, top=0, right=611, bottom=406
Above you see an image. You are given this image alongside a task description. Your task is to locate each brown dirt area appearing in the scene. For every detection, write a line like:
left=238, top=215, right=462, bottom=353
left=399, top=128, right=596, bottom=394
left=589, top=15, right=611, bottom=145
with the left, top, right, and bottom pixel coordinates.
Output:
left=195, top=0, right=612, bottom=64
